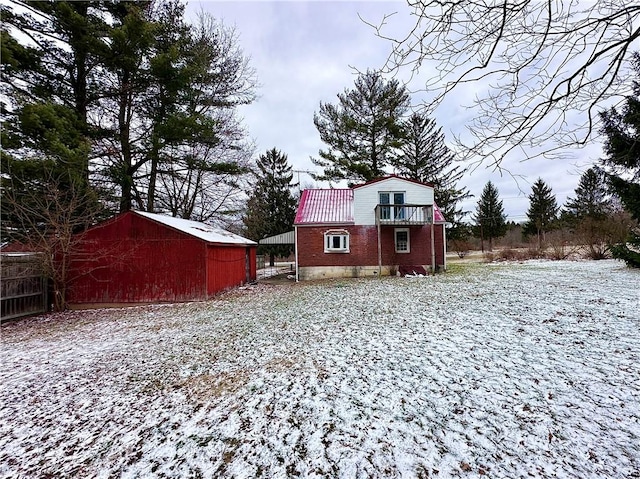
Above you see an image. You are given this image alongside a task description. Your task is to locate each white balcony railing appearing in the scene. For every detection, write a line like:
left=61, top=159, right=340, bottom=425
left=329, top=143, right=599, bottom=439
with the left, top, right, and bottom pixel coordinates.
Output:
left=375, top=204, right=433, bottom=225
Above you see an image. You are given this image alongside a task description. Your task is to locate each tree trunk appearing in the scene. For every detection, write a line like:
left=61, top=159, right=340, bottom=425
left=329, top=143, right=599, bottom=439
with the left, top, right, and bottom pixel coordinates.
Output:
left=118, top=77, right=133, bottom=212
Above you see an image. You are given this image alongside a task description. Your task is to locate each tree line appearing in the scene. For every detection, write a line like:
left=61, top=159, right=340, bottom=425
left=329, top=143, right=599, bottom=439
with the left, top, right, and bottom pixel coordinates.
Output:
left=2, top=1, right=638, bottom=278
left=468, top=170, right=631, bottom=258
left=2, top=1, right=257, bottom=237
left=465, top=55, right=639, bottom=267
left=1, top=1, right=259, bottom=308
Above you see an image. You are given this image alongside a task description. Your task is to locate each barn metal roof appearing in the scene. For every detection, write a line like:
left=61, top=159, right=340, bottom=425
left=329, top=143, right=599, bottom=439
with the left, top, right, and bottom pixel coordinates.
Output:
left=259, top=231, right=295, bottom=245
left=294, top=189, right=354, bottom=225
left=133, top=211, right=257, bottom=246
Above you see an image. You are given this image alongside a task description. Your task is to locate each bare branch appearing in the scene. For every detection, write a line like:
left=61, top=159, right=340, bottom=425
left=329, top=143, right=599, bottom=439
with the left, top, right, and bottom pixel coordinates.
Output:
left=373, top=1, right=640, bottom=166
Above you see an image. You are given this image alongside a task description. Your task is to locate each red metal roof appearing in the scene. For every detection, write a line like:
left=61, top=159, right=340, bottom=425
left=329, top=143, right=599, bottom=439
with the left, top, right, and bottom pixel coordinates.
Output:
left=434, top=203, right=446, bottom=223
left=295, top=189, right=354, bottom=225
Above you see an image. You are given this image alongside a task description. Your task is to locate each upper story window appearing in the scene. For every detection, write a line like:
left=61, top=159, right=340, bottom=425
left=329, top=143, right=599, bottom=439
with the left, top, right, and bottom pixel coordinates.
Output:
left=379, top=192, right=405, bottom=220
left=324, top=230, right=350, bottom=253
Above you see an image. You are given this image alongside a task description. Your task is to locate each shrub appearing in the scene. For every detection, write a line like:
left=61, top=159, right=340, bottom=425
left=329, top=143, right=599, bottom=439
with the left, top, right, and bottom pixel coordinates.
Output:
left=450, top=239, right=472, bottom=258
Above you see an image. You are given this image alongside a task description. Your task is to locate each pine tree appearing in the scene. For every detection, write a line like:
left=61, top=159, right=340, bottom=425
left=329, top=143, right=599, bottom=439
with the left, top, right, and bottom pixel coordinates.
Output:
left=599, top=53, right=640, bottom=268
left=523, top=178, right=559, bottom=248
left=143, top=7, right=256, bottom=217
left=563, top=168, right=628, bottom=260
left=473, top=181, right=507, bottom=251
left=244, top=149, right=298, bottom=266
left=563, top=168, right=612, bottom=222
left=1, top=1, right=109, bottom=216
left=393, top=112, right=471, bottom=240
left=312, top=70, right=410, bottom=184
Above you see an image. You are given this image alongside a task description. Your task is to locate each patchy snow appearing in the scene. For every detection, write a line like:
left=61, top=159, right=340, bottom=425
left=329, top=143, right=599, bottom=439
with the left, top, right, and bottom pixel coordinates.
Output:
left=133, top=210, right=256, bottom=246
left=1, top=260, right=639, bottom=478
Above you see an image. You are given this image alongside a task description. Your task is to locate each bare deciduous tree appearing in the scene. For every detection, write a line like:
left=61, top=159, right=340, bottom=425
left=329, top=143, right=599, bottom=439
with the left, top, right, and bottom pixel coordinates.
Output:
left=1, top=170, right=103, bottom=311
left=367, top=1, right=640, bottom=167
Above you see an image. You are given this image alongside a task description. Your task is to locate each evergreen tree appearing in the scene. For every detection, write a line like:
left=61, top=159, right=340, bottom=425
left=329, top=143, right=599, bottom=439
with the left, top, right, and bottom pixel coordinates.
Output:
left=561, top=168, right=621, bottom=259
left=473, top=181, right=507, bottom=251
left=523, top=178, right=559, bottom=248
left=243, top=149, right=298, bottom=266
left=599, top=52, right=640, bottom=268
left=1, top=1, right=109, bottom=220
left=563, top=168, right=613, bottom=222
left=393, top=112, right=471, bottom=240
left=312, top=70, right=410, bottom=184
left=143, top=7, right=256, bottom=217
left=98, top=1, right=158, bottom=212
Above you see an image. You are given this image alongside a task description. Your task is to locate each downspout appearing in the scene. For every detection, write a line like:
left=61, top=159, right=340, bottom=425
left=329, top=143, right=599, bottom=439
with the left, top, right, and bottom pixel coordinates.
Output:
left=430, top=206, right=436, bottom=274
left=294, top=226, right=299, bottom=282
left=376, top=207, right=382, bottom=277
left=443, top=223, right=447, bottom=272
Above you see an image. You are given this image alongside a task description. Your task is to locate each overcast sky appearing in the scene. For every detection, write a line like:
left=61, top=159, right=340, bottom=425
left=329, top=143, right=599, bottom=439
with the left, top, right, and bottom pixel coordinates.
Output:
left=185, top=1, right=605, bottom=222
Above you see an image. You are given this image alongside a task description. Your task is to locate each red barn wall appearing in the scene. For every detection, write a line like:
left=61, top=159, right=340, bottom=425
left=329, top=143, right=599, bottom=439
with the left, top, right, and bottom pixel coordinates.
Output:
left=206, top=245, right=257, bottom=296
left=67, top=212, right=208, bottom=304
left=297, top=224, right=445, bottom=268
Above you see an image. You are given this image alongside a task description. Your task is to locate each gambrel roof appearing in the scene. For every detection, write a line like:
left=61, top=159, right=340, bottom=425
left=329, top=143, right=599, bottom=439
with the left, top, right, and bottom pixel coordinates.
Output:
left=294, top=186, right=446, bottom=225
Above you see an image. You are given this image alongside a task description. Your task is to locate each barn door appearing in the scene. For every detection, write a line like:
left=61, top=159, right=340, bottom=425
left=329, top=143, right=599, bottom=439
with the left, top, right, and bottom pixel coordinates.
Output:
left=245, top=248, right=251, bottom=283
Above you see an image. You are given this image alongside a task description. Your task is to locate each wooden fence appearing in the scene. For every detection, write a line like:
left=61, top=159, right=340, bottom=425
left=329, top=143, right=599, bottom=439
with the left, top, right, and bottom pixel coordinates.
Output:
left=1, top=254, right=48, bottom=322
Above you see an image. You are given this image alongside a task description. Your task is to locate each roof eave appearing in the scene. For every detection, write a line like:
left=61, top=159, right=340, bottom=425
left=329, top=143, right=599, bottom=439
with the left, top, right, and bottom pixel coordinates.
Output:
left=294, top=222, right=356, bottom=227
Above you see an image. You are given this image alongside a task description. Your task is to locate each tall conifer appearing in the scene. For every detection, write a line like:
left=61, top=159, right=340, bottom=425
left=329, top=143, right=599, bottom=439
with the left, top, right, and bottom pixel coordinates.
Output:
left=599, top=53, right=640, bottom=268
left=473, top=181, right=507, bottom=251
left=393, top=112, right=471, bottom=239
left=313, top=70, right=410, bottom=184
left=244, top=149, right=298, bottom=266
left=523, top=178, right=559, bottom=248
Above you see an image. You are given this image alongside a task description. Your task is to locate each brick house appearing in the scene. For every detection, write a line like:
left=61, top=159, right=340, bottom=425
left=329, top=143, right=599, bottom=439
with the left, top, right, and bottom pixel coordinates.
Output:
left=294, top=175, right=446, bottom=280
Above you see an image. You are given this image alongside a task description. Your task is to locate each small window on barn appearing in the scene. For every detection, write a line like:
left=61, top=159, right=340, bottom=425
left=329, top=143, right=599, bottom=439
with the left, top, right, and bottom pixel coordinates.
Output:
left=324, top=230, right=350, bottom=253
left=395, top=228, right=410, bottom=253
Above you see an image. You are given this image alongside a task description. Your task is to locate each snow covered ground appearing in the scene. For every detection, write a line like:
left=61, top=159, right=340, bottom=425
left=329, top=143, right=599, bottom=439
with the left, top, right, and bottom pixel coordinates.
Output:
left=1, top=260, right=639, bottom=478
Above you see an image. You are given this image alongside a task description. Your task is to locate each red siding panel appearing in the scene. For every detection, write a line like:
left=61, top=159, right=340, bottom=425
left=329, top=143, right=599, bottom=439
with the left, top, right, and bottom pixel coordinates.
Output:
left=206, top=245, right=256, bottom=296
left=67, top=213, right=208, bottom=304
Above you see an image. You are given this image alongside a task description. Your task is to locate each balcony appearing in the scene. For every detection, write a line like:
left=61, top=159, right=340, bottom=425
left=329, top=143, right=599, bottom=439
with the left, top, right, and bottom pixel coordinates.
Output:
left=375, top=204, right=433, bottom=226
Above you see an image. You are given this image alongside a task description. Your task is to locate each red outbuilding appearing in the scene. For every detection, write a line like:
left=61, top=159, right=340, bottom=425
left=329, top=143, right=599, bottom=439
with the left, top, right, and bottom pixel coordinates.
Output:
left=66, top=210, right=257, bottom=307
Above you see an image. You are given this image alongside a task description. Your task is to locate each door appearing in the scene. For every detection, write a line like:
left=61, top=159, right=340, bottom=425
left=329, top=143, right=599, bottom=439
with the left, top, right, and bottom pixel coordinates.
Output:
left=379, top=192, right=391, bottom=220
left=245, top=247, right=251, bottom=283
left=393, top=192, right=405, bottom=219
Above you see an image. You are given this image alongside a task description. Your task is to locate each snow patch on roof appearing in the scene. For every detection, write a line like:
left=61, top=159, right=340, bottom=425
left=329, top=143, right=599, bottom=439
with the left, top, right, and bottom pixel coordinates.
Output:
left=133, top=211, right=256, bottom=245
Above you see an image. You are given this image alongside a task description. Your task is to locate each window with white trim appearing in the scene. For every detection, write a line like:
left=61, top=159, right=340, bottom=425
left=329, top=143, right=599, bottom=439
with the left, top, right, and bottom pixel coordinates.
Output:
left=395, top=228, right=410, bottom=253
left=324, top=230, right=350, bottom=253
left=379, top=191, right=406, bottom=220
